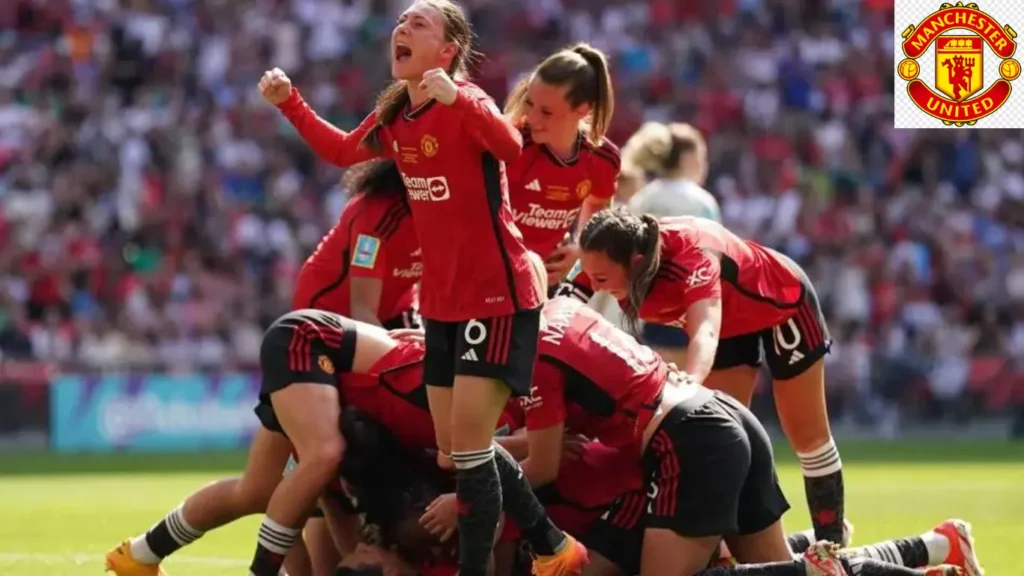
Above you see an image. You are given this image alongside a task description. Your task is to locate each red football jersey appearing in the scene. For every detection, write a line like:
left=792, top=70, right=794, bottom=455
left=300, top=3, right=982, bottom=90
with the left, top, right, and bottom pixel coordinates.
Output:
left=340, top=340, right=436, bottom=450
left=523, top=298, right=666, bottom=448
left=278, top=83, right=544, bottom=321
left=566, top=217, right=805, bottom=338
left=507, top=129, right=620, bottom=259
left=341, top=339, right=524, bottom=449
left=293, top=192, right=420, bottom=324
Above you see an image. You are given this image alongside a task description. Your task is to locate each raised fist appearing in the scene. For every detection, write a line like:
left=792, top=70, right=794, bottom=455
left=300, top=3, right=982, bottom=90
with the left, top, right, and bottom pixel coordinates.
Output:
left=258, top=67, right=292, bottom=105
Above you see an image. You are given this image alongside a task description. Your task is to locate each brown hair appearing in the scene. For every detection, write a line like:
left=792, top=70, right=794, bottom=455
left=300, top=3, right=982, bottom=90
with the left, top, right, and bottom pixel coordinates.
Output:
left=360, top=0, right=476, bottom=152
left=504, top=43, right=615, bottom=144
left=578, top=207, right=661, bottom=332
left=622, top=122, right=707, bottom=182
left=343, top=159, right=406, bottom=203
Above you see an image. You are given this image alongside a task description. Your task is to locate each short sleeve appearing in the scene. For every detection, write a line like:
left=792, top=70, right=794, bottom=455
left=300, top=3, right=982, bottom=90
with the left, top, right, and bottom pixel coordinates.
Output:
left=522, top=360, right=567, bottom=430
left=587, top=141, right=621, bottom=201
left=348, top=215, right=388, bottom=279
left=677, top=249, right=722, bottom=309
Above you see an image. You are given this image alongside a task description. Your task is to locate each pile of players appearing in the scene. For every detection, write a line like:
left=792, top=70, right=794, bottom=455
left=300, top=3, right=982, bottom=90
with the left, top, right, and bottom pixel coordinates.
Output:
left=102, top=2, right=984, bottom=576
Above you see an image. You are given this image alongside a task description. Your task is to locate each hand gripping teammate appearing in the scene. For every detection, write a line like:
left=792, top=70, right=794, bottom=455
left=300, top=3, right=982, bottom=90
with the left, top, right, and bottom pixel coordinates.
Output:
left=557, top=208, right=848, bottom=546
left=295, top=159, right=422, bottom=330
left=503, top=43, right=620, bottom=289
left=259, top=2, right=582, bottom=575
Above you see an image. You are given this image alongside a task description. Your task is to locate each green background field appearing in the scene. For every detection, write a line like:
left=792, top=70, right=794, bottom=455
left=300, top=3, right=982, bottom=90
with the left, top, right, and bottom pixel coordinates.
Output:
left=1, top=440, right=1022, bottom=575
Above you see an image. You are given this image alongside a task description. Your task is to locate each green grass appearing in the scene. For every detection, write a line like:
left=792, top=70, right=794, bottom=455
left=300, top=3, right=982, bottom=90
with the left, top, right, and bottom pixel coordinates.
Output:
left=1, top=440, right=1022, bottom=575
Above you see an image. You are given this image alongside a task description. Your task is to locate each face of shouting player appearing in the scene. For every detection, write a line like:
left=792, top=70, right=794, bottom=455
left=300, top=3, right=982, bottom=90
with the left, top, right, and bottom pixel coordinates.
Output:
left=391, top=2, right=457, bottom=81
left=580, top=250, right=632, bottom=300
left=522, top=77, right=591, bottom=146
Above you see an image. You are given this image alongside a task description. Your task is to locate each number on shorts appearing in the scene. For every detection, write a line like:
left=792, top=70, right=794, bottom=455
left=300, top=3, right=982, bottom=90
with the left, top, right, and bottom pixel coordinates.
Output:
left=771, top=318, right=802, bottom=356
left=464, top=319, right=488, bottom=346
left=646, top=481, right=659, bottom=514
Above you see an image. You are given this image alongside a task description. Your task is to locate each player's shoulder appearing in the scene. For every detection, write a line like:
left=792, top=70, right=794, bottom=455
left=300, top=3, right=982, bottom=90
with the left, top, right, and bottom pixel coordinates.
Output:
left=454, top=80, right=495, bottom=102
left=581, top=136, right=621, bottom=173
left=273, top=308, right=349, bottom=330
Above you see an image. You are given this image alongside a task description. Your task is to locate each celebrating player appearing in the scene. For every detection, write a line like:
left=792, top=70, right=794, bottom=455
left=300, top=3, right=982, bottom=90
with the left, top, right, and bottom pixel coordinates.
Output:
left=258, top=1, right=580, bottom=574
left=621, top=122, right=720, bottom=367
left=294, top=159, right=421, bottom=328
left=503, top=43, right=620, bottom=287
left=557, top=209, right=846, bottom=546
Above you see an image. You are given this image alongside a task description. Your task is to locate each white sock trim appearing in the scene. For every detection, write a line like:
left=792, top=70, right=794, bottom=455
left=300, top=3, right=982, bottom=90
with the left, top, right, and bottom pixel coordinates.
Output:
left=451, top=447, right=496, bottom=470
left=797, top=437, right=843, bottom=478
left=257, top=517, right=300, bottom=555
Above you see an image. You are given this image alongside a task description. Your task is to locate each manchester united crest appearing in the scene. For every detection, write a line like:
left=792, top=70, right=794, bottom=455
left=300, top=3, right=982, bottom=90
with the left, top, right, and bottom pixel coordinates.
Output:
left=897, top=2, right=1019, bottom=126
left=575, top=179, right=592, bottom=200
left=318, top=355, right=335, bottom=375
left=420, top=134, right=439, bottom=157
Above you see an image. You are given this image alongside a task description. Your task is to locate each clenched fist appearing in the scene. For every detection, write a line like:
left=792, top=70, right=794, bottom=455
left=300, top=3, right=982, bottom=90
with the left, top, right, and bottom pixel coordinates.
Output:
left=258, top=67, right=293, bottom=106
left=418, top=68, right=459, bottom=106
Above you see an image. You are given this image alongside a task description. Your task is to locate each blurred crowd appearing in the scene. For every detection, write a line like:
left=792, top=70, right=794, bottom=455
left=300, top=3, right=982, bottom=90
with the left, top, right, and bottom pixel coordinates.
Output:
left=2, top=0, right=1024, bottom=427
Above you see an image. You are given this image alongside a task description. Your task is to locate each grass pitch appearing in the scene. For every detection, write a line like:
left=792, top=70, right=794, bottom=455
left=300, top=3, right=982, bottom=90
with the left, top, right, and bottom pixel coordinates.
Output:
left=0, top=440, right=1021, bottom=575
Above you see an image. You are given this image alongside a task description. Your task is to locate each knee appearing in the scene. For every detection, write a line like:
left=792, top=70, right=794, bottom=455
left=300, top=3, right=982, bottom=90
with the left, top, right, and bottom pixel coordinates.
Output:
left=449, top=416, right=496, bottom=452
left=303, top=436, right=346, bottom=471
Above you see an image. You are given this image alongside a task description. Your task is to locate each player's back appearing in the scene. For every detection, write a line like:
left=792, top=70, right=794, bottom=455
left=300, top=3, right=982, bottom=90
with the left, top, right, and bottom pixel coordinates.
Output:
left=382, top=81, right=543, bottom=321
left=644, top=217, right=804, bottom=335
left=508, top=129, right=620, bottom=258
left=537, top=297, right=666, bottom=446
left=294, top=192, right=419, bottom=322
left=628, top=178, right=721, bottom=222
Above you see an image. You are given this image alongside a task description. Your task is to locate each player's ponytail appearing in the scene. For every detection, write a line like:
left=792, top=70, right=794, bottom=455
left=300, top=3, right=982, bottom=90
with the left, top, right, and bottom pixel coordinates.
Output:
left=504, top=43, right=615, bottom=144
left=579, top=207, right=662, bottom=333
left=362, top=0, right=476, bottom=153
left=622, top=122, right=707, bottom=183
left=570, top=43, right=614, bottom=144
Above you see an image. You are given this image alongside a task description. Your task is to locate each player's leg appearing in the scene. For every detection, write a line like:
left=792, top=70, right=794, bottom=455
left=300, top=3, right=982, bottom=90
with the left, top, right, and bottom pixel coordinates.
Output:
left=246, top=317, right=361, bottom=576
left=451, top=310, right=581, bottom=576
left=422, top=319, right=457, bottom=466
left=701, top=333, right=762, bottom=407
left=106, top=427, right=291, bottom=575
left=579, top=490, right=646, bottom=576
left=762, top=276, right=844, bottom=545
left=302, top=515, right=341, bottom=576
left=841, top=520, right=981, bottom=576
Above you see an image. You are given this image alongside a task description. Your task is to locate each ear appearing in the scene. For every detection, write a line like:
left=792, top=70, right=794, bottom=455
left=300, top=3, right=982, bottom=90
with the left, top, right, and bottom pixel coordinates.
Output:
left=439, top=41, right=458, bottom=62
left=573, top=102, right=592, bottom=121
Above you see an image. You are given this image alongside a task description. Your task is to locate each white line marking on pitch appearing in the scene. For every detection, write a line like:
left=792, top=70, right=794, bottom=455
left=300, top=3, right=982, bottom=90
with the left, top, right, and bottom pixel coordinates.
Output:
left=0, top=552, right=248, bottom=567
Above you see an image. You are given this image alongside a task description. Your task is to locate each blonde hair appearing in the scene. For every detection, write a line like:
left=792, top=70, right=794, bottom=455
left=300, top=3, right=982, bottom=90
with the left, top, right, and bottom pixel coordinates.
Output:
left=621, top=122, right=707, bottom=182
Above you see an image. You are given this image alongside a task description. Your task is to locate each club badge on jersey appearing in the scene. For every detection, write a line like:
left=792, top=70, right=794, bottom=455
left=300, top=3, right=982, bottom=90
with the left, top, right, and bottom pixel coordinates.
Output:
left=353, top=234, right=381, bottom=268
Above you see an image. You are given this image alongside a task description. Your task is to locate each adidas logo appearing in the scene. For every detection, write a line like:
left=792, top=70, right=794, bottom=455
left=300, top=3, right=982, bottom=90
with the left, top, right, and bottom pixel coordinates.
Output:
left=525, top=179, right=541, bottom=192
left=788, top=350, right=805, bottom=365
left=461, top=349, right=479, bottom=361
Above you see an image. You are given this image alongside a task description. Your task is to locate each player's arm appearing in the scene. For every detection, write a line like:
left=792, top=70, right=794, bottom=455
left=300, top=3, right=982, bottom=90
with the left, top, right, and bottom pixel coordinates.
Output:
left=318, top=495, right=360, bottom=556
left=519, top=361, right=568, bottom=487
left=553, top=259, right=595, bottom=302
left=574, top=142, right=620, bottom=240
left=347, top=217, right=391, bottom=325
left=452, top=86, right=523, bottom=163
left=679, top=251, right=723, bottom=382
left=277, top=88, right=382, bottom=166
left=495, top=427, right=529, bottom=461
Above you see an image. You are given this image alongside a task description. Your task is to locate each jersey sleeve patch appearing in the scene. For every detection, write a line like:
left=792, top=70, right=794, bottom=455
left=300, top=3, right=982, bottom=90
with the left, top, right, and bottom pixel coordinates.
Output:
left=352, top=234, right=381, bottom=268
